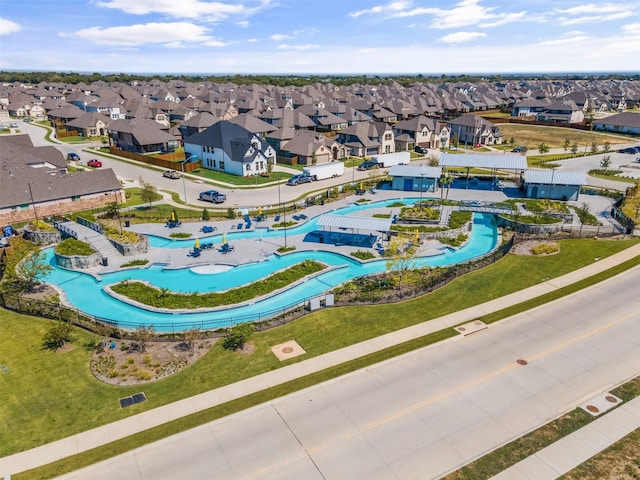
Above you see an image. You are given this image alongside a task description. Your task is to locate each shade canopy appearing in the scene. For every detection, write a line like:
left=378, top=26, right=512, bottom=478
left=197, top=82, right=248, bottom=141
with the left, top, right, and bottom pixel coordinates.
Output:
left=317, top=214, right=392, bottom=233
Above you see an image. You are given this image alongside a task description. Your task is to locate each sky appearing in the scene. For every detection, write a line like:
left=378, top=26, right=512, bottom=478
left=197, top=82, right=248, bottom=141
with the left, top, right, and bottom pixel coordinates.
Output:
left=0, top=0, right=639, bottom=75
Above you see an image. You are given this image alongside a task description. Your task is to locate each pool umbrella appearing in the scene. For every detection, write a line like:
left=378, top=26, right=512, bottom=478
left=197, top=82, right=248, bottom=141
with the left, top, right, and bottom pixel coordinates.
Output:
left=170, top=211, right=175, bottom=222
left=258, top=207, right=263, bottom=216
left=414, top=230, right=419, bottom=242
left=194, top=238, right=200, bottom=249
left=222, top=233, right=227, bottom=245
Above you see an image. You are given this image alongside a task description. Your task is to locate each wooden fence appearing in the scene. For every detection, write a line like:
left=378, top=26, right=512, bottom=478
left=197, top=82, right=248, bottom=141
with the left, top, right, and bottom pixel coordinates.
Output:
left=109, top=147, right=201, bottom=172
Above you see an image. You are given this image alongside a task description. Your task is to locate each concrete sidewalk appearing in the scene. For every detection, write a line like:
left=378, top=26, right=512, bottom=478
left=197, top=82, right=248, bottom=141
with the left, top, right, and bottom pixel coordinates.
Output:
left=1, top=244, right=639, bottom=477
left=490, top=397, right=640, bottom=480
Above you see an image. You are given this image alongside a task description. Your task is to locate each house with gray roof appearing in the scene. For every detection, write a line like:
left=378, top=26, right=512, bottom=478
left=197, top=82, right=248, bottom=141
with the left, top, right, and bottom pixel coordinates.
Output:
left=65, top=111, right=110, bottom=137
left=184, top=120, right=276, bottom=177
left=393, top=115, right=449, bottom=151
left=592, top=112, right=640, bottom=135
left=0, top=135, right=122, bottom=225
left=447, top=114, right=503, bottom=146
left=107, top=118, right=179, bottom=153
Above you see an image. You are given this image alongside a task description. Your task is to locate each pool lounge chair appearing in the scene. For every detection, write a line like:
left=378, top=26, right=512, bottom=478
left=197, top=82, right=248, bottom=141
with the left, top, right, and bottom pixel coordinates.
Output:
left=237, top=223, right=243, bottom=230
left=274, top=215, right=281, bottom=222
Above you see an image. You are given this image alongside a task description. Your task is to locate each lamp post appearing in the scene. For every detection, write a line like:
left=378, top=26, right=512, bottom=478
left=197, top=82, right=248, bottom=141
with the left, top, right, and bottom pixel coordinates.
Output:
left=277, top=178, right=287, bottom=248
left=27, top=182, right=38, bottom=224
left=548, top=168, right=556, bottom=200
left=419, top=173, right=425, bottom=210
left=114, top=190, right=123, bottom=234
left=181, top=154, right=199, bottom=204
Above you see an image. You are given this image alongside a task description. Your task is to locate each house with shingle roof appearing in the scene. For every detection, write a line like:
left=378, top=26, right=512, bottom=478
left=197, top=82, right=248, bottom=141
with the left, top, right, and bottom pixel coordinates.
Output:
left=447, top=114, right=502, bottom=146
left=337, top=121, right=394, bottom=157
left=393, top=115, right=449, bottom=151
left=184, top=120, right=276, bottom=177
left=65, top=111, right=110, bottom=137
left=592, top=112, right=640, bottom=135
left=108, top=118, right=180, bottom=153
left=0, top=135, right=123, bottom=225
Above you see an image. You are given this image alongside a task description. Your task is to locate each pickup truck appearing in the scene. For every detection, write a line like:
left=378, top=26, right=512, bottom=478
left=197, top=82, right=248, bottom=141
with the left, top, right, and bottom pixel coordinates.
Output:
left=198, top=190, right=226, bottom=203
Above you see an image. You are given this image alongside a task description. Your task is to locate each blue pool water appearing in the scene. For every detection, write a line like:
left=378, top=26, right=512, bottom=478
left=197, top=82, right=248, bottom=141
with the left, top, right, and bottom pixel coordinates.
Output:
left=41, top=201, right=498, bottom=331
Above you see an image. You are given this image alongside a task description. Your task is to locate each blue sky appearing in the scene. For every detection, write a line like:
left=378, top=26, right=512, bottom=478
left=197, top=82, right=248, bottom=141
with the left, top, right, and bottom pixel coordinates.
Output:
left=1, top=0, right=639, bottom=75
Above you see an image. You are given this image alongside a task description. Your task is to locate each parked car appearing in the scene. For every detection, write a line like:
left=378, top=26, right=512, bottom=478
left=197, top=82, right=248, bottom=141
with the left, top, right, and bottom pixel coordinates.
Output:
left=87, top=159, right=102, bottom=167
left=10, top=122, right=18, bottom=128
left=163, top=170, right=181, bottom=179
left=287, top=173, right=314, bottom=186
left=198, top=190, right=226, bottom=203
left=414, top=146, right=428, bottom=154
left=67, top=152, right=80, bottom=161
left=23, top=117, right=33, bottom=122
left=619, top=146, right=640, bottom=154
left=357, top=160, right=379, bottom=171
left=511, top=146, right=525, bottom=153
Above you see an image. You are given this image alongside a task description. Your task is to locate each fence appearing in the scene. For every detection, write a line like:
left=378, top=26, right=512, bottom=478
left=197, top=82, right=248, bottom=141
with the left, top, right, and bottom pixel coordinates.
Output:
left=0, top=237, right=515, bottom=340
left=76, top=216, right=103, bottom=234
left=488, top=117, right=593, bottom=131
left=109, top=147, right=201, bottom=172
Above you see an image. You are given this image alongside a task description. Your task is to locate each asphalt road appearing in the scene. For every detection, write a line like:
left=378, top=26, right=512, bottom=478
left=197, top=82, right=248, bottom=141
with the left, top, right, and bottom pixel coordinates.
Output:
left=56, top=266, right=640, bottom=480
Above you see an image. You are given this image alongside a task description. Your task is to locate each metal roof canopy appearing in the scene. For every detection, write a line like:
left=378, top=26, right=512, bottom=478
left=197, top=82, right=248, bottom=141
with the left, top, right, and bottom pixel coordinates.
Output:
left=440, top=153, right=528, bottom=170
left=388, top=165, right=442, bottom=178
left=316, top=214, right=392, bottom=232
left=524, top=170, right=588, bottom=186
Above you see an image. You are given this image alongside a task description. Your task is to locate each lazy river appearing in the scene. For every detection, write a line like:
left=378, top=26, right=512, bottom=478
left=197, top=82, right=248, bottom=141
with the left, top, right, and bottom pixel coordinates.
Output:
left=41, top=200, right=499, bottom=331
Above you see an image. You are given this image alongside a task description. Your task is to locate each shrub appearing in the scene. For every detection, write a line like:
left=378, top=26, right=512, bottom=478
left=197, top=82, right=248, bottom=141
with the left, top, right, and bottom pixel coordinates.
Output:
left=531, top=243, right=559, bottom=255
left=351, top=250, right=375, bottom=260
left=169, top=232, right=192, bottom=238
left=202, top=208, right=210, bottom=221
left=222, top=323, right=254, bottom=351
left=43, top=321, right=74, bottom=350
left=55, top=238, right=96, bottom=256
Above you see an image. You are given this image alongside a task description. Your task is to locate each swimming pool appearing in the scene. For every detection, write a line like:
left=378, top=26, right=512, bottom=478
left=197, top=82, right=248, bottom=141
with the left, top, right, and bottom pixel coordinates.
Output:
left=41, top=203, right=498, bottom=331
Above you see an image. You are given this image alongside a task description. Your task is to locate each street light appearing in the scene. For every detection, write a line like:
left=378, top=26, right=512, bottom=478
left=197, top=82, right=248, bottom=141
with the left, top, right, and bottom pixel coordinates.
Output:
left=277, top=178, right=287, bottom=248
left=547, top=168, right=556, bottom=200
left=419, top=173, right=425, bottom=210
left=181, top=154, right=199, bottom=203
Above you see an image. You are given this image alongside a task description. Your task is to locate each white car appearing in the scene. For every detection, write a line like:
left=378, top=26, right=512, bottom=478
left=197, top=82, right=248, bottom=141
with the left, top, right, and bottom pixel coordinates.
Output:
left=163, top=170, right=181, bottom=179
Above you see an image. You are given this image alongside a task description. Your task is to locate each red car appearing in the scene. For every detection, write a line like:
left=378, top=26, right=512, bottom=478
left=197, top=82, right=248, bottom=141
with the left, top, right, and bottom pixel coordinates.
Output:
left=87, top=159, right=102, bottom=167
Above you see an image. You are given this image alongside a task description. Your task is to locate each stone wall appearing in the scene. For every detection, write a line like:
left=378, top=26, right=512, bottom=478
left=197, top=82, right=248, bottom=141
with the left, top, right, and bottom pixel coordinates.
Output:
left=109, top=235, right=149, bottom=256
left=23, top=226, right=61, bottom=245
left=54, top=251, right=103, bottom=269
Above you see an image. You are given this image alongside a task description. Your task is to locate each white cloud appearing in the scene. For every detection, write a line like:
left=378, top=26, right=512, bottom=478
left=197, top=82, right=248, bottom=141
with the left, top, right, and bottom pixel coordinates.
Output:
left=0, top=18, right=21, bottom=35
left=271, top=33, right=293, bottom=41
left=350, top=0, right=526, bottom=30
left=64, top=22, right=214, bottom=46
left=540, top=31, right=591, bottom=46
left=555, top=3, right=634, bottom=25
left=439, top=31, right=486, bottom=44
left=349, top=1, right=412, bottom=18
left=247, top=38, right=259, bottom=43
left=236, top=21, right=250, bottom=28
left=96, top=0, right=273, bottom=21
left=276, top=43, right=319, bottom=51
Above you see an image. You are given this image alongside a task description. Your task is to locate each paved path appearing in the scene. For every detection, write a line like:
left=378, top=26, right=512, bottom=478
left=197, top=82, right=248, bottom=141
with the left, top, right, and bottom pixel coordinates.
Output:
left=51, top=257, right=640, bottom=479
left=490, top=397, right=640, bottom=480
left=1, top=244, right=638, bottom=478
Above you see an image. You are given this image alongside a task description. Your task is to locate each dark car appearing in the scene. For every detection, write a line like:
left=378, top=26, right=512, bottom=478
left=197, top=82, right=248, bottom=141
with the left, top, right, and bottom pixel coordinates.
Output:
left=620, top=146, right=640, bottom=154
left=511, top=146, right=525, bottom=153
left=414, top=146, right=428, bottom=154
left=87, top=159, right=102, bottom=167
left=163, top=170, right=181, bottom=179
left=357, top=160, right=379, bottom=171
left=67, top=152, right=81, bottom=161
left=287, top=173, right=314, bottom=186
left=23, top=117, right=33, bottom=122
left=198, top=190, right=226, bottom=203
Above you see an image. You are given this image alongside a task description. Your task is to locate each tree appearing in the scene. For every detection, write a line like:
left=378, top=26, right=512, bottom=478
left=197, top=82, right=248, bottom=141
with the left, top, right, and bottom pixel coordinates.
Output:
left=43, top=321, right=74, bottom=350
left=562, top=138, right=571, bottom=151
left=451, top=133, right=459, bottom=148
left=132, top=325, right=155, bottom=352
left=226, top=207, right=236, bottom=219
left=509, top=137, right=515, bottom=146
left=222, top=323, right=254, bottom=351
left=591, top=141, right=599, bottom=154
left=384, top=238, right=418, bottom=291
left=104, top=201, right=120, bottom=219
left=266, top=158, right=274, bottom=174
left=600, top=155, right=612, bottom=172
left=603, top=141, right=611, bottom=153
left=538, top=143, right=550, bottom=154
left=139, top=178, right=157, bottom=208
left=427, top=155, right=439, bottom=166
left=311, top=152, right=317, bottom=166
left=0, top=237, right=53, bottom=293
left=571, top=143, right=578, bottom=155
left=202, top=208, right=210, bottom=221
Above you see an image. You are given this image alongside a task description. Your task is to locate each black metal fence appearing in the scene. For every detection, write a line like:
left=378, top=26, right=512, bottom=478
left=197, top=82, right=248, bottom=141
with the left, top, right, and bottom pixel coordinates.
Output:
left=0, top=237, right=515, bottom=341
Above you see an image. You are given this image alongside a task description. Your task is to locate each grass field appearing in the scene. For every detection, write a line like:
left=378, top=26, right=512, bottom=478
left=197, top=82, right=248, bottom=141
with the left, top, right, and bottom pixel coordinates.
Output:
left=1, top=237, right=637, bottom=460
left=498, top=124, right=633, bottom=150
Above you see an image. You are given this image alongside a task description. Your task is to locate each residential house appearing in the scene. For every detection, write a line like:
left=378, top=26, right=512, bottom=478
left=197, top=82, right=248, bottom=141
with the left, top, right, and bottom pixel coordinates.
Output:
left=447, top=114, right=502, bottom=146
left=393, top=115, right=449, bottom=151
left=184, top=120, right=276, bottom=177
left=65, top=111, right=110, bottom=137
left=0, top=135, right=123, bottom=225
left=535, top=101, right=585, bottom=124
left=108, top=118, right=180, bottom=153
left=337, top=121, right=394, bottom=157
left=592, top=112, right=640, bottom=135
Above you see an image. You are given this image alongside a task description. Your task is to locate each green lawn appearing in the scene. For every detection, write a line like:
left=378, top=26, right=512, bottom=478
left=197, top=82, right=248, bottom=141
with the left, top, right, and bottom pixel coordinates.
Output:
left=182, top=168, right=291, bottom=186
left=1, top=238, right=638, bottom=459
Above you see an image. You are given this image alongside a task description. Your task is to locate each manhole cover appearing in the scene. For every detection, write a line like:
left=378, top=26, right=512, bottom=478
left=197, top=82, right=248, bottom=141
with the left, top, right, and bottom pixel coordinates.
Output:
left=516, top=359, right=528, bottom=366
left=458, top=327, right=466, bottom=332
left=586, top=405, right=600, bottom=413
left=474, top=321, right=483, bottom=325
left=605, top=396, right=618, bottom=403
left=282, top=347, right=294, bottom=354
